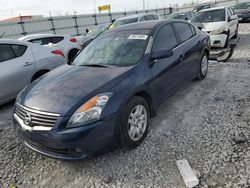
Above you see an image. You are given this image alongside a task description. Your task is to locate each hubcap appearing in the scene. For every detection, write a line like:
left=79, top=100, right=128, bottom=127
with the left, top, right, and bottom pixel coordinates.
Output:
left=201, top=55, right=208, bottom=76
left=127, top=105, right=148, bottom=141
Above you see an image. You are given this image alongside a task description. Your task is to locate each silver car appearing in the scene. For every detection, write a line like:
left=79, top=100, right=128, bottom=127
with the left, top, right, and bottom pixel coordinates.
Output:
left=0, top=39, right=66, bottom=105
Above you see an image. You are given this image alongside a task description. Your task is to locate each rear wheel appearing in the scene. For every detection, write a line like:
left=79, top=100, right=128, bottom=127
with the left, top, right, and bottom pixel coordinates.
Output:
left=197, top=53, right=208, bottom=80
left=119, top=96, right=150, bottom=148
left=68, top=49, right=79, bottom=62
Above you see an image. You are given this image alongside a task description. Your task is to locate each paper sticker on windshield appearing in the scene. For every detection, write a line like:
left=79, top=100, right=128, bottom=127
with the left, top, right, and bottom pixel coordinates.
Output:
left=128, top=35, right=148, bottom=40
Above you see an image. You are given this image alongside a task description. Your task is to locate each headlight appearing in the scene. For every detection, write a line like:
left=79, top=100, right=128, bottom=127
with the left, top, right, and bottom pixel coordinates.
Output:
left=211, top=26, right=225, bottom=35
left=67, top=93, right=112, bottom=128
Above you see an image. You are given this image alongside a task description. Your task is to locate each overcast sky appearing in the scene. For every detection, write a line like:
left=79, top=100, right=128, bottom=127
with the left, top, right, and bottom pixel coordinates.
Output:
left=0, top=0, right=197, bottom=19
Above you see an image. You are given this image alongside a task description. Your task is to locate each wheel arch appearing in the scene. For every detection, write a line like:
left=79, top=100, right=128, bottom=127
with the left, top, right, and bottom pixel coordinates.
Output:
left=31, top=69, right=49, bottom=82
left=129, top=90, right=156, bottom=118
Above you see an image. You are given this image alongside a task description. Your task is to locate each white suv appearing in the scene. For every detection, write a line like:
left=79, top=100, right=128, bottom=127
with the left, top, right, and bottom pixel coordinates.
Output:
left=192, top=7, right=238, bottom=48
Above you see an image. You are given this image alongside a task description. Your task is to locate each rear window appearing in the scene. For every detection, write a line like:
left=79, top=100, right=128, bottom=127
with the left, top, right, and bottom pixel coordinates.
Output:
left=50, top=37, right=64, bottom=44
left=29, top=37, right=50, bottom=45
left=173, top=23, right=194, bottom=43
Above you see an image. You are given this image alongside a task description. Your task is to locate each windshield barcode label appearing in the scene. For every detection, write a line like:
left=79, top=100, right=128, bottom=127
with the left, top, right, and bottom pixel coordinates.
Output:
left=128, top=35, right=148, bottom=40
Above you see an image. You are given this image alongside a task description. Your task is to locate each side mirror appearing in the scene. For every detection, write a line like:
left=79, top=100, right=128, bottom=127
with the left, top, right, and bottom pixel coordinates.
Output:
left=228, top=16, right=234, bottom=22
left=150, top=49, right=174, bottom=62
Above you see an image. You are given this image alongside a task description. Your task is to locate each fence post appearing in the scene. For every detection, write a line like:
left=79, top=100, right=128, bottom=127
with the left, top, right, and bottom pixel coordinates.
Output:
left=109, top=10, right=113, bottom=22
left=164, top=7, right=167, bottom=19
left=93, top=14, right=97, bottom=25
left=48, top=12, right=56, bottom=34
left=73, top=12, right=79, bottom=36
left=18, top=14, right=27, bottom=36
left=124, top=9, right=127, bottom=17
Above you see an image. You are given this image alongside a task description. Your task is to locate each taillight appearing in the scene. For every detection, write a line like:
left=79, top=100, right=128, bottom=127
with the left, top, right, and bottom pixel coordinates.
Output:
left=70, top=38, right=77, bottom=43
left=51, top=50, right=65, bottom=58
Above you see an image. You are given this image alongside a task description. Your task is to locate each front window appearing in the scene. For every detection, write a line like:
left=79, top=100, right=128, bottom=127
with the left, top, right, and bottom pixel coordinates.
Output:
left=192, top=9, right=226, bottom=23
left=113, top=18, right=138, bottom=27
left=73, top=30, right=149, bottom=67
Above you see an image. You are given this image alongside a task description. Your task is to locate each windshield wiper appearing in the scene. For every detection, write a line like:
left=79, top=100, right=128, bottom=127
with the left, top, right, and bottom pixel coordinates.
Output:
left=81, top=63, right=115, bottom=68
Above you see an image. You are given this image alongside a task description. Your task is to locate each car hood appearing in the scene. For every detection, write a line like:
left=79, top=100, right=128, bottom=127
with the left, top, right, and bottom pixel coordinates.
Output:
left=201, top=22, right=226, bottom=32
left=21, top=65, right=132, bottom=116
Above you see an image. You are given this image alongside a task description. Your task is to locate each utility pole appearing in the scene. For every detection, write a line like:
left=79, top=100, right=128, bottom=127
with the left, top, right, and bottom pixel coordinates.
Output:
left=143, top=0, right=145, bottom=11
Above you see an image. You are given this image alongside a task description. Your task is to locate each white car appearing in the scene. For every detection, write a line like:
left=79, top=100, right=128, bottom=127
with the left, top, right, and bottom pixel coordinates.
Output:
left=192, top=7, right=239, bottom=48
left=19, top=34, right=82, bottom=62
left=0, top=39, right=66, bottom=105
left=110, top=13, right=161, bottom=29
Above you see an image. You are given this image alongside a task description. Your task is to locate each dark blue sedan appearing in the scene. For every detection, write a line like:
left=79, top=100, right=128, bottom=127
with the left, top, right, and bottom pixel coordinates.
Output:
left=13, top=20, right=210, bottom=160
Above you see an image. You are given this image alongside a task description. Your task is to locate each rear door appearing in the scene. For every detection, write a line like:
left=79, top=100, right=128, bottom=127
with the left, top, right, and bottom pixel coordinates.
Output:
left=0, top=44, right=35, bottom=101
left=172, top=22, right=201, bottom=79
left=149, top=23, right=185, bottom=104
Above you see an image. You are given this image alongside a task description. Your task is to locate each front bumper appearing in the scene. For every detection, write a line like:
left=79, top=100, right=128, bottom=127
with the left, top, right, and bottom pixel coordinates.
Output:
left=209, top=34, right=228, bottom=48
left=13, top=113, right=118, bottom=160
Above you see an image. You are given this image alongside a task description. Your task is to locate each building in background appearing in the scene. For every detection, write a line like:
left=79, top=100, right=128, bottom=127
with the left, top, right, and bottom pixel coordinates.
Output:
left=0, top=15, right=43, bottom=22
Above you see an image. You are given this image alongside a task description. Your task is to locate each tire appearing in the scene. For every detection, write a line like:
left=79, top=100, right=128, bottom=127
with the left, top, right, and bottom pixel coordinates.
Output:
left=197, top=52, right=208, bottom=80
left=119, top=96, right=150, bottom=148
left=68, top=49, right=79, bottom=62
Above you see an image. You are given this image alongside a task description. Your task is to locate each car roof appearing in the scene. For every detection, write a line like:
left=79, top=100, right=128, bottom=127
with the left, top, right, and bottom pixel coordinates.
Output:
left=0, top=39, right=30, bottom=45
left=116, top=13, right=158, bottom=21
left=197, top=2, right=215, bottom=6
left=107, top=20, right=189, bottom=33
left=18, top=34, right=65, bottom=41
left=199, top=7, right=226, bottom=12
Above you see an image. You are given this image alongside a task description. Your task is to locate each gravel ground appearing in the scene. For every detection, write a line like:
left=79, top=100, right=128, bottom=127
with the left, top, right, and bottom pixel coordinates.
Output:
left=0, top=24, right=250, bottom=188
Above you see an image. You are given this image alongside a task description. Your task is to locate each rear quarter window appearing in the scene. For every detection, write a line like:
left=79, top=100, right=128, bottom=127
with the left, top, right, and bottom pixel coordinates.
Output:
left=11, top=45, right=27, bottom=57
left=0, top=44, right=16, bottom=62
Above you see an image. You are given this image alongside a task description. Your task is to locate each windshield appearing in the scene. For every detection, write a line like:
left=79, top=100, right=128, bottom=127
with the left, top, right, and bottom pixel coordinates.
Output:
left=113, top=18, right=138, bottom=27
left=73, top=30, right=149, bottom=67
left=86, top=24, right=108, bottom=37
left=192, top=9, right=226, bottom=23
left=233, top=2, right=250, bottom=9
left=168, top=13, right=186, bottom=19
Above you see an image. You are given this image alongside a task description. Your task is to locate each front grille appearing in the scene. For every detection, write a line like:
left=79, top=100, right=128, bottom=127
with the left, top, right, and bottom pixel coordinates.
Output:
left=14, top=103, right=59, bottom=128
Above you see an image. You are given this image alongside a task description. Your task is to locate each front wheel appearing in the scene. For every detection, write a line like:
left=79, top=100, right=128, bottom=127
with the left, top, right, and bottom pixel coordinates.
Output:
left=197, top=53, right=208, bottom=80
left=119, top=96, right=150, bottom=148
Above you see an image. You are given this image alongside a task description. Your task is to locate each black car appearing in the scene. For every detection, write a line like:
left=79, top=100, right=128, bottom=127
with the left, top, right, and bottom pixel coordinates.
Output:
left=13, top=20, right=210, bottom=160
left=233, top=2, right=250, bottom=22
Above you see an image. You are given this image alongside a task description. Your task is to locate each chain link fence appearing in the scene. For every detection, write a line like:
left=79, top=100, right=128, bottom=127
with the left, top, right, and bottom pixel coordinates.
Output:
left=0, top=0, right=238, bottom=39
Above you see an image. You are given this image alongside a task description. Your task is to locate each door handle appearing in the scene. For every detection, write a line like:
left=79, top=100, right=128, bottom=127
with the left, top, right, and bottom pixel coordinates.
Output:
left=179, top=55, right=185, bottom=63
left=24, top=62, right=33, bottom=67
